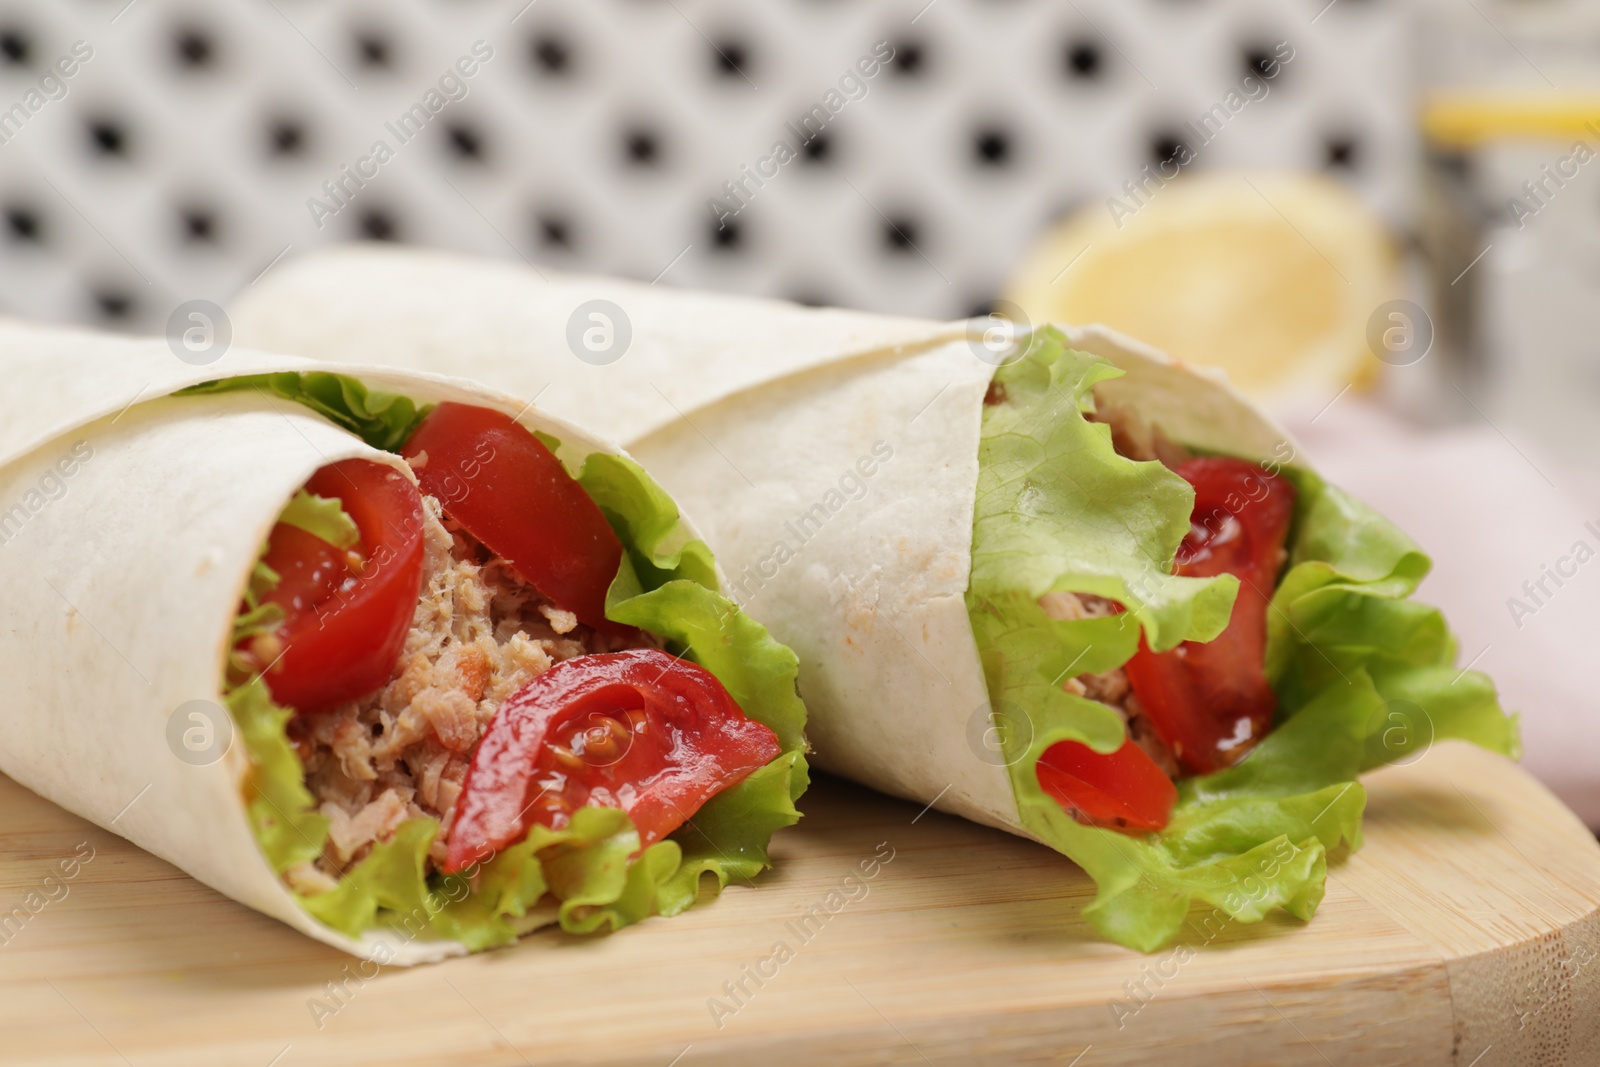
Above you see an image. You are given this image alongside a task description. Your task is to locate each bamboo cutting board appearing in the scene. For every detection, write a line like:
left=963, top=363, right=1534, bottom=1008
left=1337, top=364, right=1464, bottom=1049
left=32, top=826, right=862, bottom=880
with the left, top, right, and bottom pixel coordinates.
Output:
left=0, top=740, right=1596, bottom=1067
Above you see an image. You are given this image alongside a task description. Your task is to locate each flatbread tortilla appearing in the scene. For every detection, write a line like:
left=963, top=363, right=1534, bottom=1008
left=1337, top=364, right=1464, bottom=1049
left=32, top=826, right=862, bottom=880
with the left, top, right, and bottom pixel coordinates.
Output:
left=232, top=247, right=1297, bottom=837
left=0, top=317, right=720, bottom=963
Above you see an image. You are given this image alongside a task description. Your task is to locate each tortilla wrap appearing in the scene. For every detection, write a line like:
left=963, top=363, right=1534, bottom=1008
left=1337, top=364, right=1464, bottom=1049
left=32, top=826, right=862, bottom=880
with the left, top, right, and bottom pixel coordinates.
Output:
left=0, top=316, right=767, bottom=964
left=233, top=247, right=1302, bottom=833
left=232, top=247, right=1515, bottom=949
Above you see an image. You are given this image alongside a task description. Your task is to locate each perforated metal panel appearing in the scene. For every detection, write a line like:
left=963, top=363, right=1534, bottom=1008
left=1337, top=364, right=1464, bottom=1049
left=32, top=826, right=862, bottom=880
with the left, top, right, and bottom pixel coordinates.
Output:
left=0, top=0, right=1415, bottom=333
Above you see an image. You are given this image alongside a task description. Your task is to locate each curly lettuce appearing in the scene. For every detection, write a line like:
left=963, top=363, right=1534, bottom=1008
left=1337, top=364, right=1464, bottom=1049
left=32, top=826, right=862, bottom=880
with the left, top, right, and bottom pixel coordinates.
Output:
left=182, top=372, right=430, bottom=452
left=275, top=488, right=360, bottom=549
left=968, top=330, right=1517, bottom=951
left=210, top=373, right=806, bottom=949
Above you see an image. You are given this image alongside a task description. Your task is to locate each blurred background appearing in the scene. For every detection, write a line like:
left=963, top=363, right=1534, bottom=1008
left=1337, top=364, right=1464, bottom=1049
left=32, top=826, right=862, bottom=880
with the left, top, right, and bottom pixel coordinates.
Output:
left=1, top=0, right=1598, bottom=821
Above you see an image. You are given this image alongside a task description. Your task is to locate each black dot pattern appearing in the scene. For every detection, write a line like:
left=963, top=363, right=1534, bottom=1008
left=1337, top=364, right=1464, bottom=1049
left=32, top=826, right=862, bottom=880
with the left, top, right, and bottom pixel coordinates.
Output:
left=883, top=215, right=922, bottom=254
left=0, top=3, right=1412, bottom=326
left=1065, top=40, right=1101, bottom=80
left=172, top=25, right=214, bottom=70
left=537, top=213, right=573, bottom=250
left=1243, top=44, right=1284, bottom=82
left=1149, top=132, right=1191, bottom=172
left=1325, top=135, right=1360, bottom=171
left=180, top=206, right=218, bottom=243
left=4, top=206, right=41, bottom=243
left=711, top=39, right=751, bottom=79
left=446, top=122, right=485, bottom=163
left=891, top=41, right=924, bottom=77
left=358, top=209, right=399, bottom=242
left=353, top=29, right=393, bottom=70
left=0, top=26, right=30, bottom=66
left=802, top=132, right=832, bottom=166
left=710, top=215, right=743, bottom=252
left=530, top=33, right=572, bottom=76
left=92, top=288, right=135, bottom=321
left=974, top=127, right=1012, bottom=167
left=266, top=118, right=308, bottom=159
left=88, top=119, right=129, bottom=158
left=623, top=126, right=661, bottom=167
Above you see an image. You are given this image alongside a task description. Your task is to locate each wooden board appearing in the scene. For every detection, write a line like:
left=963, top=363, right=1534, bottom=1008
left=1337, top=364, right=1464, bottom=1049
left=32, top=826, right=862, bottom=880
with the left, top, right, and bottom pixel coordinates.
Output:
left=0, top=740, right=1596, bottom=1066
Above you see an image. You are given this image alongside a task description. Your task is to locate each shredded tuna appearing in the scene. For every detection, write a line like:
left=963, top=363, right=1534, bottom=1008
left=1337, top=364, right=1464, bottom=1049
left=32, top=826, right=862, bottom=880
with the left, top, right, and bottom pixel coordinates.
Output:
left=284, top=862, right=339, bottom=896
left=324, top=787, right=410, bottom=864
left=1037, top=590, right=1121, bottom=622
left=292, top=493, right=652, bottom=879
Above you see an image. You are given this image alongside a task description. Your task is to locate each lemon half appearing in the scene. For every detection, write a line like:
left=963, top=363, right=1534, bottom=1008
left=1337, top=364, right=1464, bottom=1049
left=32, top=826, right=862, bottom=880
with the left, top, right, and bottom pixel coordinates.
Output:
left=1005, top=170, right=1396, bottom=406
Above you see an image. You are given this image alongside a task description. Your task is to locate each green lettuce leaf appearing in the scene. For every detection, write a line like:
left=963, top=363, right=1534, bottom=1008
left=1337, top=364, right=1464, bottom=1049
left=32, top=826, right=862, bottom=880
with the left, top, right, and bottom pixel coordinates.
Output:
left=180, top=371, right=431, bottom=452
left=231, top=599, right=284, bottom=646
left=214, top=376, right=806, bottom=949
left=299, top=808, right=691, bottom=950
left=971, top=339, right=1237, bottom=654
left=227, top=676, right=328, bottom=875
left=969, top=329, right=1517, bottom=951
left=1267, top=469, right=1520, bottom=763
left=276, top=489, right=360, bottom=550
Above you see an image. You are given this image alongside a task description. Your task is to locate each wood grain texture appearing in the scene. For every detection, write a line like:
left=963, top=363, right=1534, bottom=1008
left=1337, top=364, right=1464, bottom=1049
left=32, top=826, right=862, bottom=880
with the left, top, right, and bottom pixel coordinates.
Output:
left=0, top=740, right=1594, bottom=1067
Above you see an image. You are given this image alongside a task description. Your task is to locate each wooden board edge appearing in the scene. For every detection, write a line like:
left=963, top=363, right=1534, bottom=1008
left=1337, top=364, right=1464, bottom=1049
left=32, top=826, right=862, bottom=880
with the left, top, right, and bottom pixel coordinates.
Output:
left=1446, top=900, right=1600, bottom=1066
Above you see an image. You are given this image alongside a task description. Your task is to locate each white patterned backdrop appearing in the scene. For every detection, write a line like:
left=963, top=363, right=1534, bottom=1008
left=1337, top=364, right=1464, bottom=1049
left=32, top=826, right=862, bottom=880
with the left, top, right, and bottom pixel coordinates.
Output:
left=0, top=0, right=1455, bottom=332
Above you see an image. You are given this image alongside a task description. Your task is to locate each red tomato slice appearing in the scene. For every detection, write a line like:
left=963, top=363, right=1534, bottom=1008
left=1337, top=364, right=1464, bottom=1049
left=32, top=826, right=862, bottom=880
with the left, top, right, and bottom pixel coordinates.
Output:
left=255, top=459, right=426, bottom=713
left=400, top=402, right=623, bottom=631
left=261, top=523, right=349, bottom=617
left=444, top=648, right=782, bottom=872
left=1123, top=457, right=1296, bottom=775
left=1036, top=738, right=1178, bottom=833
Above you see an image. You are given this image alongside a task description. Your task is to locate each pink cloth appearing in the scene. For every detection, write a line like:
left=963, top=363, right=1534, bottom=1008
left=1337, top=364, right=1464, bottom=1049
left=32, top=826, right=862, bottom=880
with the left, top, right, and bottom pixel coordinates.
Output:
left=1283, top=400, right=1600, bottom=827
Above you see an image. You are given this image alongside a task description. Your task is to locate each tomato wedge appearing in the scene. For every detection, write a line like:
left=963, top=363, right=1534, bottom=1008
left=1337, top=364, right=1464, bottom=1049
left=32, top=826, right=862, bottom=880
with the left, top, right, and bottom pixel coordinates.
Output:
left=1123, top=457, right=1296, bottom=775
left=444, top=648, right=781, bottom=872
left=1036, top=738, right=1178, bottom=833
left=261, top=523, right=349, bottom=620
left=254, top=459, right=426, bottom=713
left=400, top=402, right=623, bottom=631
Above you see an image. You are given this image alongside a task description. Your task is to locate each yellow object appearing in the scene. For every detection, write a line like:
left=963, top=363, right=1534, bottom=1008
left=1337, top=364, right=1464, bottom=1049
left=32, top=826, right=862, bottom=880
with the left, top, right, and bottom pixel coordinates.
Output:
left=1005, top=170, right=1395, bottom=406
left=1423, top=93, right=1600, bottom=149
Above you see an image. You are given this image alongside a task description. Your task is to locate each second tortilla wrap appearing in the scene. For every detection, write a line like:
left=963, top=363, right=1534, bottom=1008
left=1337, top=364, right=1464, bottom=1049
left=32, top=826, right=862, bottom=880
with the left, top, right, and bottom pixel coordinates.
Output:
left=233, top=246, right=1517, bottom=949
